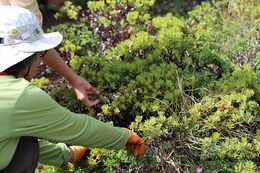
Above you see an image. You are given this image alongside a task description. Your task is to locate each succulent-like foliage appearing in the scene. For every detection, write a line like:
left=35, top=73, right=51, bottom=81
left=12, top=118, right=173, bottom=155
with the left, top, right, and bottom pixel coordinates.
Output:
left=37, top=0, right=260, bottom=172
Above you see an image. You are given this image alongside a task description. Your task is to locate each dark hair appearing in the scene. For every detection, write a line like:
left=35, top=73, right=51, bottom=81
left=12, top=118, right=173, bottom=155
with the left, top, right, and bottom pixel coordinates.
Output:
left=5, top=53, right=38, bottom=77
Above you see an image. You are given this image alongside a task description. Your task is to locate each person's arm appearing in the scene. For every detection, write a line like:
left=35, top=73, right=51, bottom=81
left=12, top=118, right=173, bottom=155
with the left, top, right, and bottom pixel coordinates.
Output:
left=39, top=139, right=72, bottom=167
left=0, top=0, right=11, bottom=5
left=11, top=83, right=128, bottom=150
left=41, top=49, right=100, bottom=107
left=6, top=0, right=100, bottom=107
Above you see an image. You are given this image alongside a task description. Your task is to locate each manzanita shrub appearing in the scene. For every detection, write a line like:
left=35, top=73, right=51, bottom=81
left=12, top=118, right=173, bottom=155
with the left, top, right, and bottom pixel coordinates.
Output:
left=37, top=0, right=260, bottom=172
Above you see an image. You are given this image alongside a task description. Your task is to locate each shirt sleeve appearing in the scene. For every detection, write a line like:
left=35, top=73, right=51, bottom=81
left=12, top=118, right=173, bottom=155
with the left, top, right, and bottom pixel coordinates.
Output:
left=11, top=84, right=128, bottom=150
left=38, top=139, right=71, bottom=167
left=10, top=0, right=43, bottom=26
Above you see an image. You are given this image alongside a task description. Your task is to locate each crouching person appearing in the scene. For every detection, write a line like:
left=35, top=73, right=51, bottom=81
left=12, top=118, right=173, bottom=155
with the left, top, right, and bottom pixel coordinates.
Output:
left=0, top=6, right=145, bottom=173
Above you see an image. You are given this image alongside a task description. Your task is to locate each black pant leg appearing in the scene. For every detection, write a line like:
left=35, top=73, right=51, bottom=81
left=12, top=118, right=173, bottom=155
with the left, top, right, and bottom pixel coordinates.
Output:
left=0, top=136, right=39, bottom=173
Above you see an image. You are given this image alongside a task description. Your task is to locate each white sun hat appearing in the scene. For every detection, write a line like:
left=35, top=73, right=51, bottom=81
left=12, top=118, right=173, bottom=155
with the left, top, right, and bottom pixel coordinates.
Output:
left=0, top=6, right=63, bottom=72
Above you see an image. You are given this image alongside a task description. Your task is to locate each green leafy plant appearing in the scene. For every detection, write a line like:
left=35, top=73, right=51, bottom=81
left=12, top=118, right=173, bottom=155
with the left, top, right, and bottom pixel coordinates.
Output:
left=31, top=77, right=50, bottom=89
left=38, top=0, right=260, bottom=172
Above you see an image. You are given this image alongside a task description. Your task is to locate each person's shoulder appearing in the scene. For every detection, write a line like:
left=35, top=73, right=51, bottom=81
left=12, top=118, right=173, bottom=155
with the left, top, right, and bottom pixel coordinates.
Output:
left=22, top=80, right=53, bottom=100
left=0, top=76, right=54, bottom=108
left=13, top=78, right=40, bottom=94
left=0, top=76, right=30, bottom=94
left=15, top=78, right=57, bottom=108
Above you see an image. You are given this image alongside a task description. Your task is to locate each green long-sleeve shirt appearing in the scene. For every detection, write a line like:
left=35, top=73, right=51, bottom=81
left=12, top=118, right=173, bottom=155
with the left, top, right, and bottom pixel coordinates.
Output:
left=0, top=76, right=128, bottom=170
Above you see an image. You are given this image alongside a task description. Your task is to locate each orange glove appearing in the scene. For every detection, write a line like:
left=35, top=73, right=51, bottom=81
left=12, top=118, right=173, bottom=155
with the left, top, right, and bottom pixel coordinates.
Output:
left=123, top=128, right=145, bottom=157
left=69, top=146, right=88, bottom=163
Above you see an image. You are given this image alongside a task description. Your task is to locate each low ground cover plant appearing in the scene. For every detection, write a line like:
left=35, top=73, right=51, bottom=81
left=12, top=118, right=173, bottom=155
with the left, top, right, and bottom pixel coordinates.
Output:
left=36, top=0, right=260, bottom=172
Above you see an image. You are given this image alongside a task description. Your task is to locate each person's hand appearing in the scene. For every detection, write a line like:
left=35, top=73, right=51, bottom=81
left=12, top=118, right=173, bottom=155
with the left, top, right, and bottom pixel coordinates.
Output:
left=123, top=128, right=145, bottom=157
left=69, top=146, right=88, bottom=163
left=70, top=76, right=100, bottom=107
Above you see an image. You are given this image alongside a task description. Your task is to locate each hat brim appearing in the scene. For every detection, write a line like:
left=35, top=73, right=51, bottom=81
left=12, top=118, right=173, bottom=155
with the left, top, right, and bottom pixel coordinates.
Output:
left=0, top=32, right=63, bottom=72
left=0, top=47, right=34, bottom=72
left=14, top=32, right=63, bottom=52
